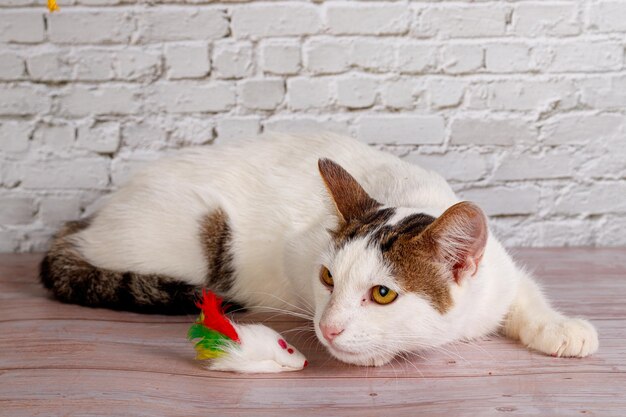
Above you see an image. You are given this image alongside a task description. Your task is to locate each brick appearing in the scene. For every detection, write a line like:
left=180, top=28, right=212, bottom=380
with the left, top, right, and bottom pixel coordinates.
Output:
left=579, top=131, right=626, bottom=179
left=493, top=151, right=574, bottom=181
left=28, top=49, right=160, bottom=82
left=0, top=10, right=44, bottom=43
left=404, top=150, right=488, bottom=181
left=259, top=40, right=301, bottom=75
left=165, top=42, right=210, bottom=79
left=137, top=10, right=228, bottom=42
left=150, top=83, right=235, bottom=113
left=111, top=154, right=160, bottom=186
left=304, top=40, right=350, bottom=74
left=39, top=196, right=81, bottom=226
left=336, top=77, right=377, bottom=109
left=590, top=1, right=626, bottom=32
left=357, top=115, right=445, bottom=145
left=512, top=3, right=580, bottom=37
left=239, top=79, right=285, bottom=110
left=351, top=39, right=395, bottom=72
left=48, top=11, right=134, bottom=44
left=168, top=117, right=215, bottom=146
left=0, top=197, right=35, bottom=225
left=381, top=79, right=420, bottom=109
left=451, top=117, right=536, bottom=146
left=0, top=52, right=24, bottom=79
left=26, top=51, right=73, bottom=81
left=0, top=230, right=20, bottom=252
left=212, top=41, right=254, bottom=79
left=215, top=117, right=261, bottom=142
left=76, top=0, right=123, bottom=4
left=420, top=6, right=509, bottom=38
left=264, top=117, right=350, bottom=136
left=536, top=42, right=623, bottom=72
left=396, top=43, right=437, bottom=74
left=33, top=124, right=75, bottom=149
left=488, top=80, right=577, bottom=111
left=76, top=121, right=120, bottom=153
left=121, top=119, right=167, bottom=149
left=0, top=86, right=50, bottom=116
left=0, top=161, right=21, bottom=188
left=115, top=49, right=161, bottom=81
left=326, top=3, right=409, bottom=35
left=73, top=50, right=116, bottom=81
left=0, top=121, right=30, bottom=153
left=231, top=5, right=321, bottom=38
left=22, top=158, right=110, bottom=189
left=580, top=76, right=626, bottom=110
left=458, top=186, right=540, bottom=216
left=597, top=216, right=626, bottom=246
left=57, top=86, right=141, bottom=117
left=537, top=219, right=596, bottom=247
left=427, top=79, right=466, bottom=109
left=485, top=43, right=532, bottom=73
left=441, top=44, right=484, bottom=74
left=556, top=182, right=626, bottom=214
left=541, top=114, right=624, bottom=145
left=287, top=78, right=332, bottom=110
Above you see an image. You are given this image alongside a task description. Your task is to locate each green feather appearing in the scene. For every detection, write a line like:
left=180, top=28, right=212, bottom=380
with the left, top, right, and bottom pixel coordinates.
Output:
left=187, top=322, right=236, bottom=360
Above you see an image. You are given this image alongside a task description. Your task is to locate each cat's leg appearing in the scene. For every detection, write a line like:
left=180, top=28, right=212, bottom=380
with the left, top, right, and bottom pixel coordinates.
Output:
left=502, top=270, right=598, bottom=357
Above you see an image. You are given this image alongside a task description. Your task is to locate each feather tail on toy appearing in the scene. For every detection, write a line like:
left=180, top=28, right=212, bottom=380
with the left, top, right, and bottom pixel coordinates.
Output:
left=187, top=290, right=240, bottom=360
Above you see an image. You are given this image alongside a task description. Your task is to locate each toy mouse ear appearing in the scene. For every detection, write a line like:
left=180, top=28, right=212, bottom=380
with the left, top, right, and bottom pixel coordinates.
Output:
left=318, top=158, right=380, bottom=223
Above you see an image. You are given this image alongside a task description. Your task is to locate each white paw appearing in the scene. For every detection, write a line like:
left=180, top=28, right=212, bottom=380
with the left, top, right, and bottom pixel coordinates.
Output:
left=525, top=318, right=599, bottom=358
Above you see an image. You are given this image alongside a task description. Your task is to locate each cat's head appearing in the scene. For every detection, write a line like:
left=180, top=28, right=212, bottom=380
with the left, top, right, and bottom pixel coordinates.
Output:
left=313, top=159, right=488, bottom=366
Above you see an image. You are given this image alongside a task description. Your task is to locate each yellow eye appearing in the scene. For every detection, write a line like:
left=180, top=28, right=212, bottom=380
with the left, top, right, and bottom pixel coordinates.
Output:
left=371, top=285, right=398, bottom=305
left=320, top=267, right=334, bottom=287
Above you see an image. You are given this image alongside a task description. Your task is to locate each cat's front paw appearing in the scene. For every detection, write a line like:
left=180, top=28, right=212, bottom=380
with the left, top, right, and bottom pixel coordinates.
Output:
left=525, top=318, right=599, bottom=358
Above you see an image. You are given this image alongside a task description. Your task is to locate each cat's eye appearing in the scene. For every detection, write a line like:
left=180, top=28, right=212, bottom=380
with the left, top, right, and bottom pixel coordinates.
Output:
left=320, top=267, right=334, bottom=287
left=371, top=285, right=398, bottom=305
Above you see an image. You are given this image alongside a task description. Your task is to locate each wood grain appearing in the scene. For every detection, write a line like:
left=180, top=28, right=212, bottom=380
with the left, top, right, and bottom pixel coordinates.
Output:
left=1, top=250, right=625, bottom=416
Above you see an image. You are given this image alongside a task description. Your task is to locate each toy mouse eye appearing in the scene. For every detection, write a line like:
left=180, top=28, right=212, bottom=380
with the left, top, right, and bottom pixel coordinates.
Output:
left=371, top=285, right=398, bottom=305
left=320, top=266, right=334, bottom=287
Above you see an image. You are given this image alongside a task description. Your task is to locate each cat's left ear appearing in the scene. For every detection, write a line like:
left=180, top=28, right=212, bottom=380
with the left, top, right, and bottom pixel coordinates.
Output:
left=421, top=202, right=488, bottom=283
left=318, top=158, right=380, bottom=223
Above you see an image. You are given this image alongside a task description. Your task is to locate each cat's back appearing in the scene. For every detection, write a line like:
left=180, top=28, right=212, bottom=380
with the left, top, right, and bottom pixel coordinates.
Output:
left=72, top=133, right=455, bottom=285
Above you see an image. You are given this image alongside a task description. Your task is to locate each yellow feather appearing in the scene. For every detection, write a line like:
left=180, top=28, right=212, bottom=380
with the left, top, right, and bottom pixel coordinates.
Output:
left=195, top=347, right=225, bottom=360
left=48, top=0, right=59, bottom=12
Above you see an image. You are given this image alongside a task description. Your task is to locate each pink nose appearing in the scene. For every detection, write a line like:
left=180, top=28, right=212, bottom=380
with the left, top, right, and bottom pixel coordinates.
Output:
left=320, top=324, right=344, bottom=343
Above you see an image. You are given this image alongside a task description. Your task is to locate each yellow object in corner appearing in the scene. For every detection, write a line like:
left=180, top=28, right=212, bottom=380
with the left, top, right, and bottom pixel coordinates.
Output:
left=48, top=0, right=59, bottom=12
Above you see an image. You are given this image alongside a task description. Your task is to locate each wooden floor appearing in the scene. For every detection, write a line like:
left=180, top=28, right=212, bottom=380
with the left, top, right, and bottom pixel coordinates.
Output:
left=1, top=249, right=625, bottom=416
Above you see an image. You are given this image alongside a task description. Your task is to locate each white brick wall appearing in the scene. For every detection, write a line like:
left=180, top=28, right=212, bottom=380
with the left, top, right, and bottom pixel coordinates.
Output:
left=0, top=0, right=625, bottom=251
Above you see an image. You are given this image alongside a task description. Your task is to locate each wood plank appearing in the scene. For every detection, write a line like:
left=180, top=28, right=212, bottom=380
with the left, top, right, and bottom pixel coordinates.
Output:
left=1, top=369, right=624, bottom=417
left=1, top=249, right=625, bottom=416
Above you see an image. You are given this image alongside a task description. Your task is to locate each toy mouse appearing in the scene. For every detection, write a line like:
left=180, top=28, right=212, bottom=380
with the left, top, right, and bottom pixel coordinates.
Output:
left=188, top=290, right=308, bottom=373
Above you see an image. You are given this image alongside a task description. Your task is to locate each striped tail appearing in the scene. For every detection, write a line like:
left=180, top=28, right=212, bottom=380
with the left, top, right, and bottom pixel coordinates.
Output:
left=39, top=220, right=200, bottom=315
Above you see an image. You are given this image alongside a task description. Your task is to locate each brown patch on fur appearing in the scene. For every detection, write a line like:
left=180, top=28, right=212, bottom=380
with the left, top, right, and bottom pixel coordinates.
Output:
left=331, top=207, right=396, bottom=248
left=40, top=219, right=200, bottom=314
left=199, top=208, right=234, bottom=294
left=377, top=214, right=453, bottom=314
left=383, top=235, right=454, bottom=314
left=318, top=158, right=380, bottom=223
left=381, top=202, right=488, bottom=314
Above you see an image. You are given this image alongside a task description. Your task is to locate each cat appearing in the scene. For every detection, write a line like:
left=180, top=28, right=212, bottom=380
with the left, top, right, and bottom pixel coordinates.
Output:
left=40, top=133, right=599, bottom=367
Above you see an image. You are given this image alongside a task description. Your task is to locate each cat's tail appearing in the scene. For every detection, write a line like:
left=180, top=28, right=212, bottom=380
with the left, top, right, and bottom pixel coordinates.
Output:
left=39, top=220, right=200, bottom=314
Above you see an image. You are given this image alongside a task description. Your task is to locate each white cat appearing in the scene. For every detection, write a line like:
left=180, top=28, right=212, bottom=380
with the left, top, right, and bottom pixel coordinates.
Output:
left=40, top=133, right=598, bottom=368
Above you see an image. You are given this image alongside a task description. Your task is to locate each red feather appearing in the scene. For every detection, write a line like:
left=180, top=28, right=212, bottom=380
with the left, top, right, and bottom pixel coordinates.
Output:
left=196, top=289, right=240, bottom=343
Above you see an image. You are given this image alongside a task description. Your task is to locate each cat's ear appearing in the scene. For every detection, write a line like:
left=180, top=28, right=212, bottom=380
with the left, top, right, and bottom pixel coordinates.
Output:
left=318, top=158, right=380, bottom=223
left=421, top=202, right=488, bottom=283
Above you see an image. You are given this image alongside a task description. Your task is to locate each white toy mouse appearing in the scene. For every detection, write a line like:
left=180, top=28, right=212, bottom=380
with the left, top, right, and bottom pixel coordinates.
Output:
left=188, top=290, right=308, bottom=373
